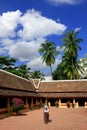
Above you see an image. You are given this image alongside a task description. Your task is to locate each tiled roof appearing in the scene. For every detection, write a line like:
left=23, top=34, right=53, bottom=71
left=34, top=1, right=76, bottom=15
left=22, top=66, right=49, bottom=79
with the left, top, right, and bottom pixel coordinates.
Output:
left=0, top=69, right=87, bottom=98
left=0, top=88, right=38, bottom=97
left=38, top=80, right=87, bottom=92
left=38, top=80, right=87, bottom=98
left=0, top=69, right=37, bottom=96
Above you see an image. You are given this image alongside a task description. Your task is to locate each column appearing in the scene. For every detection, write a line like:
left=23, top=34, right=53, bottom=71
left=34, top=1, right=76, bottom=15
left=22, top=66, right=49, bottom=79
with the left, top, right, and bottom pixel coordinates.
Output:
left=25, top=98, right=29, bottom=109
left=59, top=98, right=61, bottom=108
left=73, top=98, right=75, bottom=104
left=76, top=102, right=79, bottom=108
left=85, top=102, right=87, bottom=108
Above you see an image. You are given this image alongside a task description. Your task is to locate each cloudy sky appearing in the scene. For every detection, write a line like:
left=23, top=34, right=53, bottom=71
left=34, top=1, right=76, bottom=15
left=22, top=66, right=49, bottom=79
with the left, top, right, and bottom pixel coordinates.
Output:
left=0, top=0, right=87, bottom=76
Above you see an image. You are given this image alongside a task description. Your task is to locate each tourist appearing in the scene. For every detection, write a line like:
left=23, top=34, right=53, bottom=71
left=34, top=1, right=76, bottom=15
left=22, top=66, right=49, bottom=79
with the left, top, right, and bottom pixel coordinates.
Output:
left=44, top=100, right=49, bottom=124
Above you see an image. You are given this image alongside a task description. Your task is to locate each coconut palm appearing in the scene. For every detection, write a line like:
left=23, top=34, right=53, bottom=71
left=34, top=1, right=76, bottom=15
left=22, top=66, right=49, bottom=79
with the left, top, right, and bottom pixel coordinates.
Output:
left=14, top=64, right=31, bottom=79
left=61, top=30, right=83, bottom=79
left=0, top=56, right=16, bottom=69
left=38, top=40, right=59, bottom=76
left=31, top=70, right=45, bottom=80
left=61, top=55, right=84, bottom=79
left=52, top=63, right=67, bottom=80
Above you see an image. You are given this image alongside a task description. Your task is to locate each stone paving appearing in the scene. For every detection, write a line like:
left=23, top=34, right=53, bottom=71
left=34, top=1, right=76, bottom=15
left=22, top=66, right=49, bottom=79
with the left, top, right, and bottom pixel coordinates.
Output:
left=0, top=107, right=87, bottom=130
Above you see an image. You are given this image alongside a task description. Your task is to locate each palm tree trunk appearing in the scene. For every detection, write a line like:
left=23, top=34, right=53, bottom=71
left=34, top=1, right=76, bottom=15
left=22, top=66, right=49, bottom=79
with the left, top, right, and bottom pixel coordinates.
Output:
left=50, top=64, right=52, bottom=76
left=72, top=58, right=75, bottom=79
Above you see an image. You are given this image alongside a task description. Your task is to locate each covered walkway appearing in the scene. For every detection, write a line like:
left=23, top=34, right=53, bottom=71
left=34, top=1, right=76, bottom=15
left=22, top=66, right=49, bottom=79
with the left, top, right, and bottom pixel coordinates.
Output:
left=0, top=107, right=87, bottom=130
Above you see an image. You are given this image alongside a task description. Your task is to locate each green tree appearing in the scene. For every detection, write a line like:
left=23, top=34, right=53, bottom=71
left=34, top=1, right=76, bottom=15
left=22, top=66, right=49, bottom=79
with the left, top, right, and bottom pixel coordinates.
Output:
left=38, top=40, right=59, bottom=76
left=0, top=56, right=16, bottom=69
left=0, top=56, right=31, bottom=79
left=52, top=63, right=67, bottom=80
left=31, top=70, right=45, bottom=80
left=61, top=54, right=84, bottom=79
left=13, top=64, right=31, bottom=79
left=80, top=54, right=87, bottom=79
left=61, top=30, right=83, bottom=79
left=0, top=56, right=16, bottom=74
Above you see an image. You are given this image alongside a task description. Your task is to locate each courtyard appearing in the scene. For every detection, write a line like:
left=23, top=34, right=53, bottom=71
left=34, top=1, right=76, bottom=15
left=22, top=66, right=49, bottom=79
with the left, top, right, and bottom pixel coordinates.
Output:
left=0, top=107, right=87, bottom=130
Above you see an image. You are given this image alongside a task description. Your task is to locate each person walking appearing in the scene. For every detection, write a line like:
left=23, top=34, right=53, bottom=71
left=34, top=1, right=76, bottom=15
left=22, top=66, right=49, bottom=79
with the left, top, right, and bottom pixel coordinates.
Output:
left=44, top=100, right=49, bottom=124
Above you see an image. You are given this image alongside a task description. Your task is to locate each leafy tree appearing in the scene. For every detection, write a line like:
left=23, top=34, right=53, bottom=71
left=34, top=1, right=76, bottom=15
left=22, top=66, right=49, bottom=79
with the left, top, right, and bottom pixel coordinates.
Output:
left=12, top=64, right=31, bottom=79
left=80, top=54, right=87, bottom=79
left=0, top=56, right=31, bottom=79
left=61, top=30, right=83, bottom=79
left=52, top=63, right=67, bottom=80
left=0, top=56, right=16, bottom=69
left=31, top=70, right=45, bottom=80
left=38, top=40, right=59, bottom=76
left=52, top=30, right=84, bottom=80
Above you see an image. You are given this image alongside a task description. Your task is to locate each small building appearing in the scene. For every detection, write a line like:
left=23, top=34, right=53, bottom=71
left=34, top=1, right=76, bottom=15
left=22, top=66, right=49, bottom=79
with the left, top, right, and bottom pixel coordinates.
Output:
left=38, top=80, right=87, bottom=107
left=0, top=69, right=87, bottom=118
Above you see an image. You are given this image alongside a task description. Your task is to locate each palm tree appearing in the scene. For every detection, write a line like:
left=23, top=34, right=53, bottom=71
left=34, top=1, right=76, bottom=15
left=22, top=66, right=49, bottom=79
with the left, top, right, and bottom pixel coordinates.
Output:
left=38, top=40, right=59, bottom=76
left=61, top=55, right=84, bottom=79
left=0, top=56, right=31, bottom=79
left=31, top=70, right=45, bottom=80
left=14, top=64, right=31, bottom=79
left=52, top=63, right=67, bottom=80
left=61, top=30, right=83, bottom=79
left=0, top=56, right=16, bottom=69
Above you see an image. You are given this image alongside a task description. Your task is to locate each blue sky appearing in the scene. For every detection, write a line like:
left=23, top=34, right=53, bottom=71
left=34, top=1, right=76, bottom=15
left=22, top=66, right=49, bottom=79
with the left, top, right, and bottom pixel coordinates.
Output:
left=0, top=0, right=87, bottom=77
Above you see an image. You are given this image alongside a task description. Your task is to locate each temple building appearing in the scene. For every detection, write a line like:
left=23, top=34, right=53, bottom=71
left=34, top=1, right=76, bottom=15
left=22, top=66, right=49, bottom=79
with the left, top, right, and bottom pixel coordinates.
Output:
left=0, top=69, right=87, bottom=118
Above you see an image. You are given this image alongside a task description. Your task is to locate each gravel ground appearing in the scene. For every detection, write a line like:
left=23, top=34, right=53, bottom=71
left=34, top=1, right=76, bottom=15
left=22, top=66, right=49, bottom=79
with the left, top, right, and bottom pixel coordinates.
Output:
left=0, top=107, right=87, bottom=130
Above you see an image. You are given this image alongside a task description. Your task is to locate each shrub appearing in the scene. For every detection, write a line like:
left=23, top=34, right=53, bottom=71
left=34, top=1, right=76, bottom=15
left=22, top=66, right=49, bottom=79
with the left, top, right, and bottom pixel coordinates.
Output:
left=12, top=98, right=24, bottom=113
left=72, top=103, right=75, bottom=108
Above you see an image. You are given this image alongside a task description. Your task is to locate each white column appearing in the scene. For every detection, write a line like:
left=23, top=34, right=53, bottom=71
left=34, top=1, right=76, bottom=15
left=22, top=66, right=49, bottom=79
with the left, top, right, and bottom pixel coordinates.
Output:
left=73, top=98, right=75, bottom=104
left=59, top=99, right=61, bottom=108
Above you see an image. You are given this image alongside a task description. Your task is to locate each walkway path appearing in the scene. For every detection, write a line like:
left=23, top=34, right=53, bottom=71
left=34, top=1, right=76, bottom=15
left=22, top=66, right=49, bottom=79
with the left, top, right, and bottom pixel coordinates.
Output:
left=0, top=107, right=87, bottom=130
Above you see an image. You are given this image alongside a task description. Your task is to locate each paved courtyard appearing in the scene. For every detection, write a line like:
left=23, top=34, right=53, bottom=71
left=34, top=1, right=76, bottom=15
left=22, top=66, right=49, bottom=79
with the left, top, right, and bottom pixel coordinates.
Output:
left=0, top=107, right=87, bottom=130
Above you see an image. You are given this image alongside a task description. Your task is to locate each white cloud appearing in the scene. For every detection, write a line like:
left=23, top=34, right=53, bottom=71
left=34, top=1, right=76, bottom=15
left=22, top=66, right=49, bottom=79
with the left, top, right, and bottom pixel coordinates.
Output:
left=47, top=0, right=86, bottom=5
left=9, top=37, right=45, bottom=61
left=0, top=10, right=21, bottom=38
left=57, top=46, right=65, bottom=52
left=52, top=55, right=62, bottom=70
left=1, top=38, right=14, bottom=46
left=17, top=9, right=66, bottom=40
left=0, top=9, right=67, bottom=75
left=9, top=40, right=40, bottom=61
left=0, top=48, right=5, bottom=54
left=44, top=76, right=52, bottom=81
left=74, top=27, right=81, bottom=33
left=27, top=57, right=47, bottom=69
left=1, top=38, right=15, bottom=50
left=27, top=54, right=62, bottom=73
